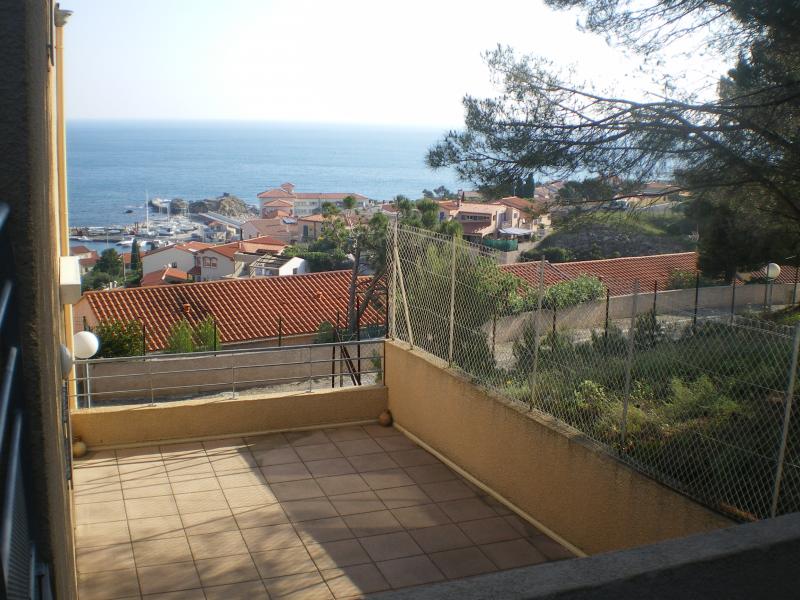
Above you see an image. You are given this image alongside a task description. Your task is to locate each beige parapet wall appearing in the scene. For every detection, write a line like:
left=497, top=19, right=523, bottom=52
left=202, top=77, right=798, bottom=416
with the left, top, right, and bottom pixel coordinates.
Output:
left=72, top=386, right=387, bottom=448
left=492, top=283, right=797, bottom=343
left=384, top=341, right=732, bottom=555
left=79, top=342, right=383, bottom=403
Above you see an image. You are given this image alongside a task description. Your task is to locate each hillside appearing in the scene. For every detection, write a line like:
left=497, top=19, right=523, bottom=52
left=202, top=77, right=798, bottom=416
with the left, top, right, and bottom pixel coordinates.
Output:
left=534, top=211, right=696, bottom=262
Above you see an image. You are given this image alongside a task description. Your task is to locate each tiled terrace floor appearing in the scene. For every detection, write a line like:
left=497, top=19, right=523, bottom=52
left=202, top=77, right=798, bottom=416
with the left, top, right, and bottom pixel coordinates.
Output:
left=73, top=424, right=575, bottom=599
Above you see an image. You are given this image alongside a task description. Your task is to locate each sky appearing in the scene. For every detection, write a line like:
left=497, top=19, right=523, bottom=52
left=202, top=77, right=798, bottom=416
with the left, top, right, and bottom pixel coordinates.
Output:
left=64, top=0, right=729, bottom=127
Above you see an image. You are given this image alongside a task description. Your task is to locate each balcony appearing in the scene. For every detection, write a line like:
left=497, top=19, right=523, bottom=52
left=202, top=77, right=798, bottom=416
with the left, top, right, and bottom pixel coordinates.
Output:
left=69, top=339, right=734, bottom=599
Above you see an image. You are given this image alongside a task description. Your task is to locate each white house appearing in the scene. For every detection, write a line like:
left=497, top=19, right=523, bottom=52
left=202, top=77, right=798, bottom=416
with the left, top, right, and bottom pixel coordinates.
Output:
left=142, top=242, right=212, bottom=279
left=195, top=236, right=288, bottom=281
left=249, top=255, right=308, bottom=277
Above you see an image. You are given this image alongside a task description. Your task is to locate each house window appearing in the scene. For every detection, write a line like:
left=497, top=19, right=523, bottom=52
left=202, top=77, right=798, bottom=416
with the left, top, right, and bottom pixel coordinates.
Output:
left=439, top=212, right=445, bottom=222
left=292, top=268, right=298, bottom=274
left=203, top=257, right=217, bottom=268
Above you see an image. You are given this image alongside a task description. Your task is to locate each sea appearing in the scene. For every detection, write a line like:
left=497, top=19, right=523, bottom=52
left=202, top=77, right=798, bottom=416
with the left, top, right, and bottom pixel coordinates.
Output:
left=67, top=120, right=461, bottom=231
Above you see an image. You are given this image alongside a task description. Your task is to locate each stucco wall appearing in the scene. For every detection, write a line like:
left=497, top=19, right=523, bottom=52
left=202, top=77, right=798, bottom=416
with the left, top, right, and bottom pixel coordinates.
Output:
left=384, top=341, right=731, bottom=555
left=72, top=386, right=387, bottom=448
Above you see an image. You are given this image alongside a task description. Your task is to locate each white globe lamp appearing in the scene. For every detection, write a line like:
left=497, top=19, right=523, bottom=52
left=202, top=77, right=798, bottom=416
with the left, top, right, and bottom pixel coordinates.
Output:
left=73, top=331, right=100, bottom=359
left=765, top=263, right=781, bottom=281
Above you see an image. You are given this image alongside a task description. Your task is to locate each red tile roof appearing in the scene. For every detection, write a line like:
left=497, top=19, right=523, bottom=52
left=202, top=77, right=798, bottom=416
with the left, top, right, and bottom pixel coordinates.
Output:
left=501, top=252, right=698, bottom=295
left=71, top=245, right=94, bottom=255
left=257, top=188, right=295, bottom=199
left=80, top=271, right=384, bottom=351
left=140, top=267, right=190, bottom=287
left=145, top=242, right=213, bottom=257
left=204, top=236, right=289, bottom=260
left=257, top=187, right=368, bottom=201
left=299, top=214, right=325, bottom=223
left=262, top=199, right=294, bottom=207
left=748, top=264, right=799, bottom=284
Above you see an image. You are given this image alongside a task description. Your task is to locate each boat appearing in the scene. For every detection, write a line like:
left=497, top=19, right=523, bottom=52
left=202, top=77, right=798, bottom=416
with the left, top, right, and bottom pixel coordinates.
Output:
left=124, top=209, right=134, bottom=214
left=70, top=235, right=91, bottom=241
left=116, top=238, right=135, bottom=247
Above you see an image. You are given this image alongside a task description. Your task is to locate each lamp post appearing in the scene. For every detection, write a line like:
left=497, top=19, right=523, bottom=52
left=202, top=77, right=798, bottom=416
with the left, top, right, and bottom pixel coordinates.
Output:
left=765, top=262, right=781, bottom=312
left=73, top=331, right=99, bottom=408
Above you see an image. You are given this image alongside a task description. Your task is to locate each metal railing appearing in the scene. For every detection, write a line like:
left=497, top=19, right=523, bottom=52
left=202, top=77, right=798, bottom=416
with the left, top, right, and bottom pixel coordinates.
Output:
left=388, top=223, right=800, bottom=521
left=71, top=339, right=385, bottom=409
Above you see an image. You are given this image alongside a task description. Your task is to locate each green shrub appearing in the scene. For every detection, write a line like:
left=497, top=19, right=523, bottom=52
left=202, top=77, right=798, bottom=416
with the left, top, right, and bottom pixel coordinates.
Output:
left=591, top=324, right=627, bottom=355
left=93, top=319, right=145, bottom=357
left=663, top=376, right=740, bottom=422
left=165, top=319, right=195, bottom=354
left=194, top=315, right=220, bottom=351
left=519, top=246, right=573, bottom=263
left=634, top=310, right=665, bottom=349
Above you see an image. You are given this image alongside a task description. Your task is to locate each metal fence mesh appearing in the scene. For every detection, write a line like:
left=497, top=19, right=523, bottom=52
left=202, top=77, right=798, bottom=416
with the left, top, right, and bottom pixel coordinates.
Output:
left=388, top=224, right=800, bottom=520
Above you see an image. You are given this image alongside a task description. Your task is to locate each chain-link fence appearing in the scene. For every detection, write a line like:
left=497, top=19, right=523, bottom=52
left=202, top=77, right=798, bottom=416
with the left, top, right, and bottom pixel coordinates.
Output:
left=388, top=224, right=800, bottom=521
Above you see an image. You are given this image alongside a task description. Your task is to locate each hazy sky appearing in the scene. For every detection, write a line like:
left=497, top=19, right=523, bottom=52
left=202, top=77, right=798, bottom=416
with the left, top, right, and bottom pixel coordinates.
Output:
left=64, top=0, right=727, bottom=126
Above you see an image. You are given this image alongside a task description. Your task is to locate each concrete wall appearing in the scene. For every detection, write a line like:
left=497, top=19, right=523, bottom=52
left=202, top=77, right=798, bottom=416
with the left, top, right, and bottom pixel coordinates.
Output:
left=72, top=386, right=387, bottom=448
left=0, top=1, right=76, bottom=596
left=374, top=512, right=800, bottom=600
left=80, top=342, right=382, bottom=404
left=384, top=341, right=731, bottom=555
left=492, top=283, right=798, bottom=343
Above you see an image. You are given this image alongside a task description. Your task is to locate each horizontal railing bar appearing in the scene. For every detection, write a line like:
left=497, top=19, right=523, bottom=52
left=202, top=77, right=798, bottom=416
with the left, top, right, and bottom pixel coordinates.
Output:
left=74, top=338, right=386, bottom=365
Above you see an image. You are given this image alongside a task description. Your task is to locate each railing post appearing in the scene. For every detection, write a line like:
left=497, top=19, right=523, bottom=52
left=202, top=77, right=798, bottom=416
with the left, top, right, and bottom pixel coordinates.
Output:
left=85, top=362, right=92, bottom=409
left=770, top=323, right=800, bottom=517
left=393, top=225, right=414, bottom=348
left=692, top=272, right=700, bottom=332
left=620, top=280, right=639, bottom=449
left=331, top=343, right=336, bottom=388
left=604, top=288, right=610, bottom=340
left=448, top=234, right=457, bottom=366
left=730, top=278, right=737, bottom=325
left=529, top=257, right=545, bottom=409
left=307, top=346, right=313, bottom=392
left=389, top=223, right=397, bottom=339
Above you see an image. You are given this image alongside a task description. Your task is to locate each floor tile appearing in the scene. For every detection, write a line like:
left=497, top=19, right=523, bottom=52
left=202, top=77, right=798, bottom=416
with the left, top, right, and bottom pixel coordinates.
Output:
left=241, top=523, right=303, bottom=553
left=180, top=509, right=238, bottom=535
left=121, top=475, right=170, bottom=491
left=304, top=458, right=355, bottom=478
left=285, top=430, right=331, bottom=446
left=125, top=496, right=179, bottom=520
left=334, top=438, right=383, bottom=457
left=408, top=523, right=473, bottom=553
left=262, top=572, right=333, bottom=599
left=137, top=561, right=201, bottom=595
left=375, top=555, right=445, bottom=588
left=315, top=474, right=370, bottom=496
left=322, top=563, right=391, bottom=597
left=362, top=424, right=399, bottom=438
left=404, top=464, right=456, bottom=484
left=74, top=481, right=124, bottom=505
left=122, top=481, right=173, bottom=500
left=128, top=515, right=185, bottom=541
left=529, top=534, right=576, bottom=561
left=208, top=452, right=257, bottom=474
left=222, top=484, right=277, bottom=508
left=251, top=546, right=318, bottom=579
left=118, top=463, right=167, bottom=482
left=116, top=446, right=162, bottom=463
left=187, top=529, right=248, bottom=559
left=306, top=539, right=371, bottom=571
left=75, top=450, right=117, bottom=468
left=272, top=479, right=325, bottom=501
left=375, top=436, right=416, bottom=452
left=75, top=500, right=127, bottom=525
left=75, top=520, right=131, bottom=548
left=328, top=490, right=385, bottom=516
left=503, top=515, right=543, bottom=538
left=429, top=546, right=497, bottom=579
left=202, top=438, right=247, bottom=454
left=73, top=465, right=119, bottom=486
left=168, top=476, right=221, bottom=495
left=438, top=498, right=497, bottom=523
left=143, top=589, right=205, bottom=600
left=295, top=443, right=343, bottom=462
left=281, top=499, right=338, bottom=522
left=261, top=461, right=312, bottom=483
left=346, top=452, right=399, bottom=473
left=358, top=531, right=422, bottom=562
left=245, top=432, right=289, bottom=449
left=420, top=480, right=476, bottom=502
left=343, top=510, right=403, bottom=538
left=360, top=468, right=414, bottom=490
left=388, top=449, right=440, bottom=468
left=194, top=553, right=260, bottom=587
left=391, top=504, right=451, bottom=530
left=295, top=516, right=353, bottom=544
left=159, top=442, right=206, bottom=459
left=164, top=458, right=214, bottom=478
left=252, top=446, right=301, bottom=467
left=216, top=470, right=265, bottom=489
left=458, top=516, right=522, bottom=545
left=480, top=538, right=547, bottom=569
left=133, top=537, right=193, bottom=567
left=203, top=580, right=269, bottom=600
left=173, top=490, right=229, bottom=514
left=325, top=426, right=369, bottom=442
left=232, top=504, right=289, bottom=529
left=78, top=568, right=140, bottom=600
left=375, top=485, right=432, bottom=509
left=76, top=543, right=135, bottom=573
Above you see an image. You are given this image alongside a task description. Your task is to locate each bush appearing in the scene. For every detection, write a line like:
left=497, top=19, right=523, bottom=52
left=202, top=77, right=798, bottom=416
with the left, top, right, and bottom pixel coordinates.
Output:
left=194, top=315, right=220, bottom=351
left=634, top=310, right=665, bottom=349
left=591, top=324, right=627, bottom=355
left=93, top=319, right=144, bottom=357
left=165, top=319, right=195, bottom=354
left=519, top=246, right=573, bottom=263
left=663, top=376, right=740, bottom=422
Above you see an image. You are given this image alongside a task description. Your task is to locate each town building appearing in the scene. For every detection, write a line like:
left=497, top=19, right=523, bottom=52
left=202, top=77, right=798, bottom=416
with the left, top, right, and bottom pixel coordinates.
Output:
left=241, top=216, right=298, bottom=243
left=141, top=241, right=213, bottom=279
left=194, top=235, right=288, bottom=281
left=139, top=266, right=191, bottom=287
left=249, top=254, right=308, bottom=277
left=257, top=181, right=369, bottom=217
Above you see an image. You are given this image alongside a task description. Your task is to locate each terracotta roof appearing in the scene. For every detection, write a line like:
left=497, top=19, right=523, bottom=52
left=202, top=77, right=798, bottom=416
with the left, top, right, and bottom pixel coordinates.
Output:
left=80, top=271, right=384, bottom=351
left=748, top=264, right=799, bottom=284
left=145, top=242, right=213, bottom=257
left=140, top=267, right=190, bottom=287
left=203, top=236, right=289, bottom=260
left=294, top=193, right=368, bottom=201
left=499, top=262, right=568, bottom=287
left=79, top=256, right=99, bottom=268
left=257, top=188, right=295, bottom=200
left=70, top=245, right=94, bottom=255
left=300, top=214, right=325, bottom=223
left=494, top=196, right=548, bottom=214
left=503, top=252, right=699, bottom=295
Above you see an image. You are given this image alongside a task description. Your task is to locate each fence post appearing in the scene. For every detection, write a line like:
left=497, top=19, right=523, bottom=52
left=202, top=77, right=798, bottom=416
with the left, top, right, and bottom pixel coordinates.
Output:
left=620, top=280, right=640, bottom=448
left=692, top=272, right=700, bottom=332
left=389, top=223, right=397, bottom=339
left=770, top=323, right=800, bottom=517
left=142, top=321, right=147, bottom=356
left=604, top=288, right=610, bottom=339
left=652, top=281, right=658, bottom=313
left=448, top=234, right=457, bottom=366
left=278, top=316, right=282, bottom=347
left=393, top=225, right=415, bottom=348
left=308, top=346, right=313, bottom=392
left=491, top=296, right=497, bottom=361
left=794, top=260, right=799, bottom=306
left=730, top=279, right=737, bottom=325
left=529, top=258, right=546, bottom=409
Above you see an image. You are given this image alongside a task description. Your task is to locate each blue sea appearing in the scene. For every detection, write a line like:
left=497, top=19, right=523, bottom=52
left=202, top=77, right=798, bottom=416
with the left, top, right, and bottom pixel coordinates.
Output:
left=67, top=120, right=461, bottom=227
